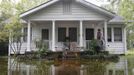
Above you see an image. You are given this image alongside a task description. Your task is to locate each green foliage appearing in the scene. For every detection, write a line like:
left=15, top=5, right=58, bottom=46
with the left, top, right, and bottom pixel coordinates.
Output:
left=85, top=39, right=102, bottom=55
left=89, top=39, right=98, bottom=51
left=4, top=16, right=23, bottom=41
left=0, top=30, right=8, bottom=42
left=4, top=16, right=23, bottom=55
left=0, top=0, right=14, bottom=21
left=15, top=0, right=48, bottom=14
left=118, top=0, right=134, bottom=49
left=119, top=0, right=134, bottom=21
left=0, top=0, right=48, bottom=55
left=35, top=40, right=49, bottom=57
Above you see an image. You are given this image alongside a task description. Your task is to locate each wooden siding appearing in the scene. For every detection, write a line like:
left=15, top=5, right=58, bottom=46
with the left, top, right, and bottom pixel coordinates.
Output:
left=25, top=1, right=109, bottom=20
left=107, top=43, right=125, bottom=54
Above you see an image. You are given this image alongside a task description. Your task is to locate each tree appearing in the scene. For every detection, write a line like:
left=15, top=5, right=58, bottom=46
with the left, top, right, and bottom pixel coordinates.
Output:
left=4, top=16, right=23, bottom=55
left=119, top=0, right=134, bottom=49
left=0, top=0, right=48, bottom=55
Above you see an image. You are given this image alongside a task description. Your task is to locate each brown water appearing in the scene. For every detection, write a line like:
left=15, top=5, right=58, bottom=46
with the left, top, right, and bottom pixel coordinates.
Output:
left=0, top=56, right=134, bottom=75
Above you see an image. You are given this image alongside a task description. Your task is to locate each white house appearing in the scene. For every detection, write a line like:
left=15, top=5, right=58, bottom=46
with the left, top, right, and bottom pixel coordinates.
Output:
left=8, top=0, right=127, bottom=55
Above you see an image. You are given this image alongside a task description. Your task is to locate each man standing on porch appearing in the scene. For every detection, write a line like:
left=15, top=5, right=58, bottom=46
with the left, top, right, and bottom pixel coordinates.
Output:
left=97, top=29, right=102, bottom=40
left=96, top=29, right=104, bottom=53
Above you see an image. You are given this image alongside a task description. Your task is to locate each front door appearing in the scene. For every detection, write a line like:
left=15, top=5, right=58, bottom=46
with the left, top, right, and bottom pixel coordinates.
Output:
left=58, top=27, right=77, bottom=51
left=58, top=27, right=77, bottom=42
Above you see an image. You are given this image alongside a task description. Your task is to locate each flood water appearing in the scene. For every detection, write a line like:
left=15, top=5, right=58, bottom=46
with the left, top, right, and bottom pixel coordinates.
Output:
left=0, top=56, right=134, bottom=75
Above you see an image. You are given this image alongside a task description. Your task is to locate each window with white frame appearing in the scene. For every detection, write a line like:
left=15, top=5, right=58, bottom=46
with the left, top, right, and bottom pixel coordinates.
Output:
left=42, top=29, right=49, bottom=40
left=23, top=27, right=32, bottom=42
left=23, top=27, right=27, bottom=42
left=107, top=28, right=112, bottom=42
left=114, top=28, right=122, bottom=42
left=58, top=28, right=66, bottom=42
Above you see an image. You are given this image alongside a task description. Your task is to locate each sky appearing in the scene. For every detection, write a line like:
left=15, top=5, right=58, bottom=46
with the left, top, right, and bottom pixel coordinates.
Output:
left=0, top=0, right=110, bottom=6
left=86, top=0, right=109, bottom=6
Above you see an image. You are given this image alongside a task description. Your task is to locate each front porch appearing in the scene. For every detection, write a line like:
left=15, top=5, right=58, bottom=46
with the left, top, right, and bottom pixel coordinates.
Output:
left=25, top=20, right=108, bottom=52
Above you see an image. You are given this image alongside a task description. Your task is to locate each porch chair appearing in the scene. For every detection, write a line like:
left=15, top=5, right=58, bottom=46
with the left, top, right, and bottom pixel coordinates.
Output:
left=70, top=42, right=80, bottom=51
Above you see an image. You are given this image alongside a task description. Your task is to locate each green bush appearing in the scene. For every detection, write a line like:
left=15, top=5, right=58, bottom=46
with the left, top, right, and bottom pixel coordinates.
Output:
left=89, top=39, right=98, bottom=50
left=87, top=39, right=99, bottom=54
left=35, top=40, right=49, bottom=57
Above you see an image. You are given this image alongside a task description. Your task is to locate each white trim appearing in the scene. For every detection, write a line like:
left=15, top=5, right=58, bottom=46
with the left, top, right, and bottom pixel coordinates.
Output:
left=104, top=20, right=108, bottom=50
left=20, top=0, right=59, bottom=18
left=52, top=20, right=56, bottom=51
left=27, top=21, right=31, bottom=52
left=80, top=20, right=83, bottom=49
left=30, top=18, right=107, bottom=21
left=111, top=27, right=114, bottom=42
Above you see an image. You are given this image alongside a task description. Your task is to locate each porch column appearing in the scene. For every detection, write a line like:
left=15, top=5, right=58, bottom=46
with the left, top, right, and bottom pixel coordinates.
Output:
left=104, top=20, right=108, bottom=50
left=80, top=20, right=83, bottom=50
left=52, top=20, right=55, bottom=51
left=27, top=20, right=31, bottom=52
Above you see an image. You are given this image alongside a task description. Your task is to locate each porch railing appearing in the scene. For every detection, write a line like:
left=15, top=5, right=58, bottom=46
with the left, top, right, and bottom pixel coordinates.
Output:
left=35, top=40, right=51, bottom=50
left=85, top=40, right=92, bottom=50
left=55, top=42, right=80, bottom=51
left=84, top=40, right=105, bottom=50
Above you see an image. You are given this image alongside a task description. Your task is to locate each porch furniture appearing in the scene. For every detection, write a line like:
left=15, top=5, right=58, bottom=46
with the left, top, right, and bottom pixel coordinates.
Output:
left=70, top=42, right=80, bottom=51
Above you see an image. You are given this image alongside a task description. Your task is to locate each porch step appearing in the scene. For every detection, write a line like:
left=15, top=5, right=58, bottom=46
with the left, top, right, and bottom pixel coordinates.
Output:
left=64, top=51, right=80, bottom=59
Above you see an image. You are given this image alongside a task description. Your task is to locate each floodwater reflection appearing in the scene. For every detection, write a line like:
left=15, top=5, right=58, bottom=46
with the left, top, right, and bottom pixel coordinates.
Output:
left=1, top=57, right=134, bottom=75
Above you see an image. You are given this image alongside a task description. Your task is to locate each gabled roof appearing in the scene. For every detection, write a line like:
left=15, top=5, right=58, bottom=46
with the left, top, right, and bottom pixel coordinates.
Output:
left=20, top=0, right=116, bottom=18
left=109, top=16, right=124, bottom=23
left=20, top=0, right=59, bottom=18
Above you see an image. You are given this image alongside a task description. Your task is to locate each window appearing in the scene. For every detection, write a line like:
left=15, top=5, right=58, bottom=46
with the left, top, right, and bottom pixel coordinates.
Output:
left=86, top=28, right=94, bottom=40
left=23, top=27, right=32, bottom=42
left=114, top=28, right=122, bottom=42
left=58, top=28, right=66, bottom=42
left=42, top=29, right=49, bottom=40
left=23, top=27, right=27, bottom=42
left=107, top=28, right=112, bottom=42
